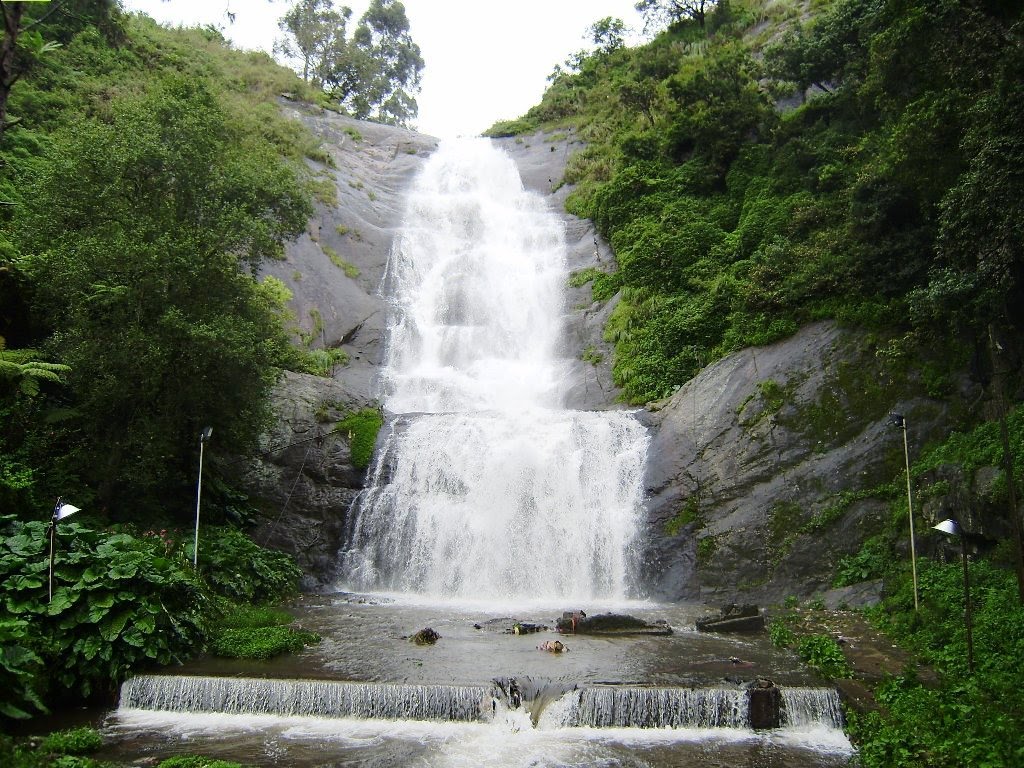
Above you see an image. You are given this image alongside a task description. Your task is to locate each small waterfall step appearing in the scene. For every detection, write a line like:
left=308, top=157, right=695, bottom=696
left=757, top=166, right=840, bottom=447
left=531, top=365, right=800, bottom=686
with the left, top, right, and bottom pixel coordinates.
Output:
left=120, top=675, right=844, bottom=732
left=120, top=675, right=492, bottom=723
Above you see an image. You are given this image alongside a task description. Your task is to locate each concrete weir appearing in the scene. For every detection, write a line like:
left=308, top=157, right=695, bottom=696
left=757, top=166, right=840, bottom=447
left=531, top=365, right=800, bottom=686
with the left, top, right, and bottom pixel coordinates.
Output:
left=119, top=674, right=841, bottom=733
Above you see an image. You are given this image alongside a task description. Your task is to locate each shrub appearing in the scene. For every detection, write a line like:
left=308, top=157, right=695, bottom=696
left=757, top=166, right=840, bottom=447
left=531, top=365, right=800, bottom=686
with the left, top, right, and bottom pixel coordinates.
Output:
left=0, top=518, right=206, bottom=702
left=39, top=728, right=103, bottom=756
left=334, top=408, right=384, bottom=469
left=198, top=526, right=301, bottom=604
left=796, top=634, right=852, bottom=679
left=209, top=626, right=320, bottom=659
left=0, top=617, right=46, bottom=720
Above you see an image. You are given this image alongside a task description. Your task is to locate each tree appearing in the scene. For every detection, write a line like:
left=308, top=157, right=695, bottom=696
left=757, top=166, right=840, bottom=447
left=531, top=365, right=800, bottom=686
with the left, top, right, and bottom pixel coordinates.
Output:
left=634, top=0, right=717, bottom=32
left=18, top=75, right=312, bottom=514
left=344, top=0, right=423, bottom=126
left=589, top=16, right=627, bottom=55
left=276, top=0, right=423, bottom=127
left=274, top=0, right=351, bottom=87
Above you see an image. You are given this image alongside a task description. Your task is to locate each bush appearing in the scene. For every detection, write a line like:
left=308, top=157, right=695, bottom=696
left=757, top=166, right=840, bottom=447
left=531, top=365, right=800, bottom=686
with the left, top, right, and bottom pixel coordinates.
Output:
left=39, top=728, right=103, bottom=756
left=795, top=634, right=852, bottom=679
left=0, top=617, right=46, bottom=720
left=209, top=626, right=320, bottom=660
left=198, top=526, right=301, bottom=604
left=0, top=518, right=206, bottom=702
left=334, top=408, right=384, bottom=469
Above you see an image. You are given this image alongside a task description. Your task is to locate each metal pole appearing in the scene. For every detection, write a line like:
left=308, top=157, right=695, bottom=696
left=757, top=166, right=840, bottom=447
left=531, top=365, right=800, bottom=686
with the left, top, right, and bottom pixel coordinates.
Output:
left=961, top=534, right=974, bottom=674
left=193, top=436, right=205, bottom=569
left=48, top=521, right=55, bottom=603
left=902, top=421, right=920, bottom=611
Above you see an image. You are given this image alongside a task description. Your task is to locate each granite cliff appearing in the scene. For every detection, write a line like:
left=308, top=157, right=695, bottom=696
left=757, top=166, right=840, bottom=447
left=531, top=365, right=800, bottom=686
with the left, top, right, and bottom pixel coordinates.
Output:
left=234, top=107, right=970, bottom=602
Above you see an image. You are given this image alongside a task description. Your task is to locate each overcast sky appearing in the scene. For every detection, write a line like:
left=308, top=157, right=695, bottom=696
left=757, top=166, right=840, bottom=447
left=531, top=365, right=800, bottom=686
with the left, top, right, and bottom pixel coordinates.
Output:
left=121, top=0, right=645, bottom=138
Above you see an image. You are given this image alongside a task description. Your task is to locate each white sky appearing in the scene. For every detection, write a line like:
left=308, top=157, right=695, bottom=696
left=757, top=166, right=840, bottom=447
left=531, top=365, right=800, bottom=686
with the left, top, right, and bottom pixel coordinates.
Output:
left=120, top=0, right=645, bottom=137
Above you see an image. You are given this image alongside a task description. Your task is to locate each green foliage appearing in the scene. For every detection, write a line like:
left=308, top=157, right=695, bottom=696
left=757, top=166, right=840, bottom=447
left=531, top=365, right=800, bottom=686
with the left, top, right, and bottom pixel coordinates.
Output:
left=768, top=618, right=796, bottom=648
left=322, top=245, right=360, bottom=278
left=335, top=408, right=384, bottom=469
left=38, top=728, right=102, bottom=756
left=505, top=0, right=1024, bottom=406
left=0, top=518, right=206, bottom=704
left=278, top=0, right=424, bottom=127
left=833, top=535, right=890, bottom=587
left=13, top=74, right=311, bottom=514
left=198, top=526, right=301, bottom=604
left=0, top=617, right=46, bottom=719
left=157, top=757, right=246, bottom=768
left=212, top=604, right=293, bottom=630
left=665, top=494, right=703, bottom=536
left=795, top=634, right=852, bottom=679
left=852, top=560, right=1024, bottom=767
left=209, top=626, right=320, bottom=660
left=206, top=600, right=317, bottom=660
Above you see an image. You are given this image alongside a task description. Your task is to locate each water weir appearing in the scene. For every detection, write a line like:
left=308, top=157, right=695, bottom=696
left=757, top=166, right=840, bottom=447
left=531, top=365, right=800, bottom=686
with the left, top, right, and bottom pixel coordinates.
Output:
left=119, top=675, right=843, bottom=733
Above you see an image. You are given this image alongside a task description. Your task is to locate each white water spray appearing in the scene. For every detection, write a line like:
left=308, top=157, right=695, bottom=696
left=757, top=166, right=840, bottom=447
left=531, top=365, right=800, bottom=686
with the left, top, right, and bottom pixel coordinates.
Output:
left=342, top=139, right=649, bottom=602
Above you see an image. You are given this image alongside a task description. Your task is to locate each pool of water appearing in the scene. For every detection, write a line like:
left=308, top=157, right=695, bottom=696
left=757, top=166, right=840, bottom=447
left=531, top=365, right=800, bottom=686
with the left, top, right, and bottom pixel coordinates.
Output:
left=97, top=593, right=855, bottom=767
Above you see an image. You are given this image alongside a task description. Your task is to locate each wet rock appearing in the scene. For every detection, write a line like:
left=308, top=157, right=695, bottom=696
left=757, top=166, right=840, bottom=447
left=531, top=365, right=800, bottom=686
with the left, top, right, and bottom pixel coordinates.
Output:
left=409, top=627, right=440, bottom=645
left=696, top=604, right=765, bottom=634
left=555, top=612, right=672, bottom=635
left=511, top=622, right=548, bottom=635
left=640, top=321, right=968, bottom=604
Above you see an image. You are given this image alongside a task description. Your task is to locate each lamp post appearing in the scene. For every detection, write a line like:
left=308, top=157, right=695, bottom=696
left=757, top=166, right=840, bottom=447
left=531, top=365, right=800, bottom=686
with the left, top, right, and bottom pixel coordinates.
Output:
left=193, top=426, right=213, bottom=569
left=933, top=518, right=974, bottom=674
left=890, top=412, right=920, bottom=610
left=49, top=497, right=81, bottom=602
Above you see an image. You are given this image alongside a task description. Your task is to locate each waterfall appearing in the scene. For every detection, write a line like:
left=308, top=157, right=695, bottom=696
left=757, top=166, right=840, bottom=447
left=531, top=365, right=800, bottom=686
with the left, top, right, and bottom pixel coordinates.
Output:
left=341, top=138, right=649, bottom=601
left=542, top=686, right=750, bottom=729
left=780, top=687, right=845, bottom=729
left=120, top=676, right=493, bottom=723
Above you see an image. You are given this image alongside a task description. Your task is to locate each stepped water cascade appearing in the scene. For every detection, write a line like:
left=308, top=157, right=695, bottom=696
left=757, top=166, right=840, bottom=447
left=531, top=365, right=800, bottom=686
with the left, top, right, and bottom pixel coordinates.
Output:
left=105, top=139, right=856, bottom=767
left=340, top=138, right=648, bottom=603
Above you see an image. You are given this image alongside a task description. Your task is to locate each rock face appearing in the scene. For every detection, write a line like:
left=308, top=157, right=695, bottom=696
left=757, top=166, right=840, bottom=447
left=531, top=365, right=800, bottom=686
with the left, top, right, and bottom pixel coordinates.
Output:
left=638, top=321, right=970, bottom=604
left=236, top=113, right=617, bottom=587
left=234, top=371, right=373, bottom=590
left=237, top=108, right=975, bottom=604
left=235, top=109, right=437, bottom=587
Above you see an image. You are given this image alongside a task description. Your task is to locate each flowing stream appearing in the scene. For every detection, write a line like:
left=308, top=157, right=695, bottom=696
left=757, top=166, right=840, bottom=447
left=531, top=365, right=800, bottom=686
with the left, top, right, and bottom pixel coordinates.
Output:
left=102, top=140, right=855, bottom=766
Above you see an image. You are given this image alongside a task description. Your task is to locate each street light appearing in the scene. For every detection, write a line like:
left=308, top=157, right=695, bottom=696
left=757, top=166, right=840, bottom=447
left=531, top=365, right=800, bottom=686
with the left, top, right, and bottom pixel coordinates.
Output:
left=933, top=518, right=974, bottom=674
left=890, top=412, right=920, bottom=610
left=193, top=426, right=213, bottom=569
left=49, top=497, right=81, bottom=602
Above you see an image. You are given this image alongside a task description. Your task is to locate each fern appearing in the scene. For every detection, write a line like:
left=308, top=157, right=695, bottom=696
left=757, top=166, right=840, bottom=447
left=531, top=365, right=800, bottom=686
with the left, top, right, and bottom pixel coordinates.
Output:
left=0, top=337, right=70, bottom=396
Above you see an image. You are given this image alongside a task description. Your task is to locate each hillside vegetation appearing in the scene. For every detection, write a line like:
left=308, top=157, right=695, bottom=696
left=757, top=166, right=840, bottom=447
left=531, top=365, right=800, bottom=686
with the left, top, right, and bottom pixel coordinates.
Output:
left=490, top=0, right=1022, bottom=407
left=0, top=2, right=334, bottom=726
left=488, top=1, right=1024, bottom=764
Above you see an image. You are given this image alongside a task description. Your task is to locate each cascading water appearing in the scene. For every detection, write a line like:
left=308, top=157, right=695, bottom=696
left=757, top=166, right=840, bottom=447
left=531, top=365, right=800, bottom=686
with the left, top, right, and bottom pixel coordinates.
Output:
left=341, top=138, right=649, bottom=602
left=104, top=137, right=856, bottom=768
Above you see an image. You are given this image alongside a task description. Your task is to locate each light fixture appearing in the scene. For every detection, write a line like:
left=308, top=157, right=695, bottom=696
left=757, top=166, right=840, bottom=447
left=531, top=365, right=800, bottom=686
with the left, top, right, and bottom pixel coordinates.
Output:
left=193, top=426, right=213, bottom=568
left=49, top=496, right=81, bottom=602
left=932, top=518, right=974, bottom=673
left=890, top=411, right=919, bottom=610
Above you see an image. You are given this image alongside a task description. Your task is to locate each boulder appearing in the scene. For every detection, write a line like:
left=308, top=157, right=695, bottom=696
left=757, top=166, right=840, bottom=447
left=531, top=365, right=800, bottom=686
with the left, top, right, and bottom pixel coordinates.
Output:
left=555, top=612, right=672, bottom=635
left=696, top=604, right=765, bottom=634
left=409, top=627, right=440, bottom=645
